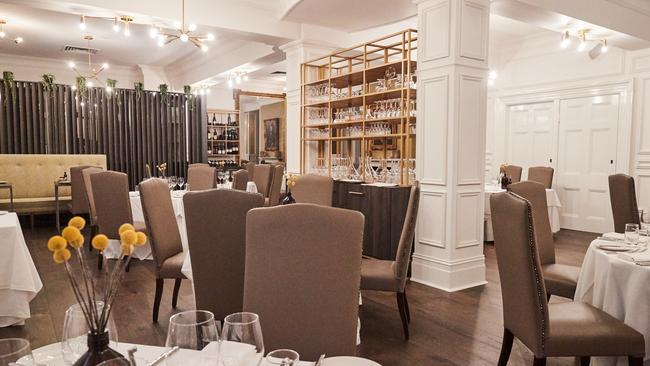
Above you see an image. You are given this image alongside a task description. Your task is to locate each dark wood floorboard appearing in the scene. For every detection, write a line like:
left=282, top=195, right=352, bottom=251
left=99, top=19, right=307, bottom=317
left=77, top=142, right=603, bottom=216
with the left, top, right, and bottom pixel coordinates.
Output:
left=0, top=215, right=597, bottom=365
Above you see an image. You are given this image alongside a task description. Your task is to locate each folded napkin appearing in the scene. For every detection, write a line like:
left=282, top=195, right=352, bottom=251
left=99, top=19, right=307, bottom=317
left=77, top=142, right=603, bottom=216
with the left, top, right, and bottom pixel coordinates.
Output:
left=129, top=191, right=139, bottom=197
left=618, top=251, right=650, bottom=265
left=602, top=232, right=648, bottom=243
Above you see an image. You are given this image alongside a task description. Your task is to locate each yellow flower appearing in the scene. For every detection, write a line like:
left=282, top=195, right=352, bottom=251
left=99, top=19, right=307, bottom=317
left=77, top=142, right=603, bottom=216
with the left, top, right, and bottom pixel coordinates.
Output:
left=68, top=216, right=86, bottom=230
left=118, top=223, right=135, bottom=235
left=120, top=230, right=137, bottom=246
left=91, top=234, right=109, bottom=251
left=69, top=235, right=85, bottom=249
left=135, top=232, right=147, bottom=246
left=120, top=243, right=134, bottom=256
left=53, top=248, right=71, bottom=264
left=47, top=236, right=67, bottom=252
left=62, top=226, right=82, bottom=243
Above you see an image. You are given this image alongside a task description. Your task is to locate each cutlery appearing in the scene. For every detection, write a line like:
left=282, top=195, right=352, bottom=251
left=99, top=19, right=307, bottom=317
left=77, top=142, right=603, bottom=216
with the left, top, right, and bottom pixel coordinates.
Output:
left=315, top=353, right=326, bottom=366
left=147, top=346, right=179, bottom=366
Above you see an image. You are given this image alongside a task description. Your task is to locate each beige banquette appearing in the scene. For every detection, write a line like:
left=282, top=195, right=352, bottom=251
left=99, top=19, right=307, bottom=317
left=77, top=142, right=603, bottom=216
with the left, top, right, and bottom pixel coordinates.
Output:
left=0, top=154, right=107, bottom=211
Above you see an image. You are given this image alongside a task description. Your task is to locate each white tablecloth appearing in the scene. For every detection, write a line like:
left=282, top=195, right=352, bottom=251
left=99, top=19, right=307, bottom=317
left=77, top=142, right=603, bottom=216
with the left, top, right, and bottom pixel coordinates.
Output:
left=575, top=234, right=650, bottom=366
left=0, top=212, right=42, bottom=327
left=483, top=185, right=561, bottom=241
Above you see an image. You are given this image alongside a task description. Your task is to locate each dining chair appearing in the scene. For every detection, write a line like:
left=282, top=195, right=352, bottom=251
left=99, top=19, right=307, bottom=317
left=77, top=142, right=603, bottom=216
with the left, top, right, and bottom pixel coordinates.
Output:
left=144, top=164, right=152, bottom=179
left=252, top=164, right=272, bottom=198
left=490, top=191, right=645, bottom=366
left=504, top=165, right=522, bottom=183
left=244, top=204, right=364, bottom=361
left=81, top=167, right=103, bottom=239
left=187, top=165, right=216, bottom=191
left=245, top=162, right=255, bottom=181
left=508, top=181, right=579, bottom=299
left=608, top=174, right=640, bottom=233
left=360, top=181, right=420, bottom=340
left=266, top=164, right=284, bottom=206
left=188, top=163, right=210, bottom=168
left=291, top=174, right=334, bottom=206
left=69, top=165, right=93, bottom=215
left=184, top=189, right=264, bottom=321
left=527, top=167, right=554, bottom=189
left=231, top=169, right=249, bottom=191
left=139, top=178, right=186, bottom=322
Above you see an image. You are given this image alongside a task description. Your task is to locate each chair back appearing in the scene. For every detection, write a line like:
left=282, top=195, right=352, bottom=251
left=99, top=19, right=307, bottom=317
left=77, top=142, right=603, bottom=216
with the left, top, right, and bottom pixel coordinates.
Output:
left=91, top=171, right=133, bottom=239
left=189, top=163, right=209, bottom=168
left=139, top=178, right=183, bottom=272
left=291, top=174, right=334, bottom=206
left=267, top=165, right=284, bottom=206
left=528, top=167, right=554, bottom=189
left=144, top=164, right=152, bottom=179
left=504, top=165, right=522, bottom=183
left=70, top=165, right=93, bottom=214
left=608, top=174, right=640, bottom=233
left=252, top=164, right=272, bottom=197
left=392, top=182, right=421, bottom=287
left=508, top=181, right=555, bottom=265
left=231, top=169, right=249, bottom=191
left=184, top=189, right=264, bottom=321
left=491, top=192, right=549, bottom=357
left=187, top=166, right=216, bottom=191
left=244, top=204, right=364, bottom=360
left=245, top=162, right=255, bottom=180
left=81, top=167, right=103, bottom=224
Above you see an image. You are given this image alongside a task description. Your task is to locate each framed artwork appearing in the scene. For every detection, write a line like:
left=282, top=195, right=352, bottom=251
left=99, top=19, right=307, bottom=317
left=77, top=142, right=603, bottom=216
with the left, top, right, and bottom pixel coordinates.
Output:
left=264, top=118, right=280, bottom=151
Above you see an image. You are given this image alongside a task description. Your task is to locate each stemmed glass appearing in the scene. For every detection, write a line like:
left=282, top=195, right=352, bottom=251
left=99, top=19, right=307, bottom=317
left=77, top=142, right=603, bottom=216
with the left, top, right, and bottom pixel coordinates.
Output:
left=221, top=312, right=264, bottom=366
left=625, top=223, right=640, bottom=245
left=0, top=338, right=34, bottom=365
left=62, top=302, right=118, bottom=366
left=177, top=177, right=186, bottom=191
left=165, top=310, right=221, bottom=365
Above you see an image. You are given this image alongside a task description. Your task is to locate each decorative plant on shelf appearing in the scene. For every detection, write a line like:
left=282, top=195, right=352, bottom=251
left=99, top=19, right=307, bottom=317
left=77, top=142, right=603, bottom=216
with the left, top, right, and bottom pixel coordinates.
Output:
left=76, top=76, right=88, bottom=102
left=42, top=74, right=56, bottom=94
left=2, top=71, right=16, bottom=105
left=282, top=173, right=298, bottom=205
left=156, top=162, right=168, bottom=178
left=183, top=85, right=194, bottom=110
left=105, top=79, right=117, bottom=95
left=134, top=82, right=143, bottom=100
left=48, top=217, right=147, bottom=366
left=159, top=84, right=169, bottom=104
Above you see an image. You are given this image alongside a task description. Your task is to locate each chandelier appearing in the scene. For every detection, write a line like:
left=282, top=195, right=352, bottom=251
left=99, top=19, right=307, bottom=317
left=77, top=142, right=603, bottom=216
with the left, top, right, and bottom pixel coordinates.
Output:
left=0, top=19, right=23, bottom=44
left=68, top=35, right=110, bottom=89
left=151, top=0, right=214, bottom=52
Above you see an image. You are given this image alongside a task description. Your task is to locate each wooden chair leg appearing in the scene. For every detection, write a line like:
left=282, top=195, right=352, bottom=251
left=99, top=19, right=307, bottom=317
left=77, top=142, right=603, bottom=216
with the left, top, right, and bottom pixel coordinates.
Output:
left=533, top=357, right=546, bottom=366
left=579, top=356, right=590, bottom=366
left=172, top=279, right=182, bottom=308
left=497, top=328, right=514, bottom=366
left=97, top=253, right=103, bottom=270
left=396, top=292, right=409, bottom=340
left=153, top=278, right=164, bottom=323
left=628, top=356, right=643, bottom=366
left=403, top=290, right=411, bottom=324
left=546, top=293, right=551, bottom=302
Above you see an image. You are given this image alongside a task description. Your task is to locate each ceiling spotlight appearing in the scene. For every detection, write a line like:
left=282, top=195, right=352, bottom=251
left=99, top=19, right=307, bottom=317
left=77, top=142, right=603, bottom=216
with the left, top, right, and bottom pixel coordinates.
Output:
left=207, top=33, right=214, bottom=41
left=560, top=30, right=571, bottom=49
left=79, top=15, right=86, bottom=30
left=577, top=40, right=586, bottom=52
left=227, top=78, right=234, bottom=88
left=113, top=17, right=120, bottom=32
left=149, top=26, right=158, bottom=38
left=201, top=44, right=208, bottom=52
left=188, top=23, right=197, bottom=32
left=601, top=39, right=608, bottom=53
left=243, top=74, right=249, bottom=81
left=180, top=33, right=189, bottom=42
left=14, top=37, right=22, bottom=44
left=577, top=29, right=588, bottom=52
left=102, top=63, right=109, bottom=69
left=68, top=61, right=76, bottom=69
left=205, top=88, right=210, bottom=94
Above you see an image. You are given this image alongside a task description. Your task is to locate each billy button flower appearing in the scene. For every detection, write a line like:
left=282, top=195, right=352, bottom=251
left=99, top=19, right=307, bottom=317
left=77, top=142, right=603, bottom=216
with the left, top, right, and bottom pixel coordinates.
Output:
left=69, top=234, right=85, bottom=249
left=120, top=229, right=137, bottom=246
left=68, top=216, right=86, bottom=230
left=47, top=235, right=67, bottom=252
left=135, top=232, right=147, bottom=246
left=62, top=225, right=82, bottom=243
left=118, top=223, right=135, bottom=235
left=53, top=248, right=72, bottom=264
left=91, top=234, right=109, bottom=252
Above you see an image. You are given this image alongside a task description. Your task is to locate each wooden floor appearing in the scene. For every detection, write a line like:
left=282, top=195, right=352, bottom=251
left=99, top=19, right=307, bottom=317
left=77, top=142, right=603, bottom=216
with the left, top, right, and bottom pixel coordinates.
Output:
left=0, top=215, right=597, bottom=366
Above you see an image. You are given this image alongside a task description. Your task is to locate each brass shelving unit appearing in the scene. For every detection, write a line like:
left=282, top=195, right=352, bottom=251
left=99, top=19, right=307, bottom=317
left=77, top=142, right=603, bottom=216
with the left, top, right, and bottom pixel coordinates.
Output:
left=300, top=29, right=417, bottom=185
left=206, top=109, right=240, bottom=165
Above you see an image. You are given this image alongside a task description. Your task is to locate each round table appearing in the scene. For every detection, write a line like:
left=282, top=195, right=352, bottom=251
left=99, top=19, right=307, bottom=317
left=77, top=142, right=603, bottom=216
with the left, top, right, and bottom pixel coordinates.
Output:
left=574, top=235, right=650, bottom=366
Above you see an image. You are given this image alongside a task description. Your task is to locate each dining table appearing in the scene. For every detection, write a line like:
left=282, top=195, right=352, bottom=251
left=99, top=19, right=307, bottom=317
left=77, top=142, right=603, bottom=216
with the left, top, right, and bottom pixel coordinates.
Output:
left=0, top=212, right=43, bottom=327
left=574, top=233, right=650, bottom=366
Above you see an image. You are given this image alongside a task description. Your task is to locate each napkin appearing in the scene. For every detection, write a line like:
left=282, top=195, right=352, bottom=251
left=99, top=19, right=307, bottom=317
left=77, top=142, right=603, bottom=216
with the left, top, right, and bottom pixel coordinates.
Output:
left=128, top=191, right=139, bottom=197
left=602, top=232, right=648, bottom=243
left=618, top=251, right=650, bottom=265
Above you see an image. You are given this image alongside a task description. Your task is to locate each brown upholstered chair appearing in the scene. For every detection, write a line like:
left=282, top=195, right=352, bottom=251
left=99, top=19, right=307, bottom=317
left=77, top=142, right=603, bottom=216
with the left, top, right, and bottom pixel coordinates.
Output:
left=244, top=204, right=364, bottom=361
left=184, top=189, right=264, bottom=321
left=245, top=162, right=255, bottom=181
left=187, top=166, right=216, bottom=191
left=81, top=167, right=103, bottom=231
left=266, top=164, right=284, bottom=206
left=508, top=181, right=579, bottom=299
left=504, top=165, right=522, bottom=183
left=144, top=164, right=152, bottom=179
left=189, top=163, right=210, bottom=168
left=361, top=182, right=420, bottom=339
left=491, top=191, right=645, bottom=366
left=231, top=169, right=249, bottom=191
left=527, top=167, right=554, bottom=189
left=91, top=171, right=146, bottom=238
left=252, top=164, right=272, bottom=197
left=139, top=178, right=186, bottom=322
left=69, top=165, right=94, bottom=215
left=291, top=174, right=334, bottom=206
left=609, top=174, right=640, bottom=234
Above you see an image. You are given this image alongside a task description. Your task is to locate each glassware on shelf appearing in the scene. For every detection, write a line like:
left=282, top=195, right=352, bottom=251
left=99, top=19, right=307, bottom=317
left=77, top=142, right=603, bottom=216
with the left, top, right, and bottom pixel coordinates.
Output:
left=365, top=123, right=391, bottom=136
left=310, top=128, right=329, bottom=139
left=306, top=83, right=329, bottom=104
left=307, top=107, right=328, bottom=125
left=333, top=107, right=363, bottom=123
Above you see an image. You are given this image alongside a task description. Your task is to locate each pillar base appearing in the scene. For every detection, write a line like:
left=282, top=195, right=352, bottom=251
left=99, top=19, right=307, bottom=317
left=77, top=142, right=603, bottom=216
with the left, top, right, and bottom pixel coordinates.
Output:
left=411, top=253, right=486, bottom=292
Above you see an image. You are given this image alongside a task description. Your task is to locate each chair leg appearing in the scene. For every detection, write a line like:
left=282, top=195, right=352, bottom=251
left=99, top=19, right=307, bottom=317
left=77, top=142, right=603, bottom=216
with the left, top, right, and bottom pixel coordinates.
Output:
left=497, top=328, right=514, bottom=366
left=533, top=357, right=546, bottom=366
left=628, top=356, right=643, bottom=366
left=546, top=293, right=551, bottom=302
left=403, top=289, right=411, bottom=323
left=153, top=278, right=164, bottom=323
left=124, top=256, right=131, bottom=273
left=396, top=292, right=410, bottom=340
left=172, top=279, right=182, bottom=308
left=97, top=252, right=103, bottom=270
left=579, top=356, right=590, bottom=366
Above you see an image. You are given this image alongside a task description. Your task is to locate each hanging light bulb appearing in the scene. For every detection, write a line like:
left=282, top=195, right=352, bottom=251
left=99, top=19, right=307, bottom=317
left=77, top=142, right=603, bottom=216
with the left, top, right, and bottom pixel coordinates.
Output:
left=149, top=26, right=158, bottom=38
left=79, top=15, right=86, bottom=30
left=0, top=31, right=5, bottom=38
left=71, top=85, right=77, bottom=91
left=180, top=33, right=189, bottom=42
left=201, top=44, right=208, bottom=52
left=123, top=22, right=131, bottom=37
left=68, top=61, right=76, bottom=69
left=227, top=78, right=234, bottom=88
left=14, top=37, right=23, bottom=44
left=235, top=74, right=242, bottom=84
left=560, top=30, right=571, bottom=49
left=243, top=74, right=249, bottom=81
left=113, top=17, right=120, bottom=32
left=188, top=23, right=197, bottom=32
left=207, top=33, right=214, bottom=41
left=601, top=39, right=608, bottom=53
left=102, top=63, right=109, bottom=70
left=157, top=37, right=165, bottom=47
left=105, top=86, right=112, bottom=93
left=577, top=30, right=587, bottom=52
left=577, top=39, right=587, bottom=52
left=488, top=70, right=498, bottom=80
left=86, top=81, right=93, bottom=87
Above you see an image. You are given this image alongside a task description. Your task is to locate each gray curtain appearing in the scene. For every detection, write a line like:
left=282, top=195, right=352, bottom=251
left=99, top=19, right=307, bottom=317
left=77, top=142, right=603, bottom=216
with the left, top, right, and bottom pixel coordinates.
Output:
left=0, top=80, right=204, bottom=189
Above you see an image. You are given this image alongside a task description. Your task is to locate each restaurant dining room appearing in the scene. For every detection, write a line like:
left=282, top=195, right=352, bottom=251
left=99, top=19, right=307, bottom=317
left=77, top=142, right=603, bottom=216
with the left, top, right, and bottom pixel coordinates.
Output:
left=0, top=0, right=649, bottom=365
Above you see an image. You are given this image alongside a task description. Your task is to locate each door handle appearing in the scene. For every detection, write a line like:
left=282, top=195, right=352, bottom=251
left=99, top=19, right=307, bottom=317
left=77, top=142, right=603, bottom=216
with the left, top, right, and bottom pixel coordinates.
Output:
left=549, top=158, right=553, bottom=163
left=610, top=160, right=614, bottom=164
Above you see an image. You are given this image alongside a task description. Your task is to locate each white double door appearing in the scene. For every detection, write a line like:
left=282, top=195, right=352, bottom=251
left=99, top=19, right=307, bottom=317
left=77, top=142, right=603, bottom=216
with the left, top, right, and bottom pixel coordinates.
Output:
left=507, top=95, right=620, bottom=233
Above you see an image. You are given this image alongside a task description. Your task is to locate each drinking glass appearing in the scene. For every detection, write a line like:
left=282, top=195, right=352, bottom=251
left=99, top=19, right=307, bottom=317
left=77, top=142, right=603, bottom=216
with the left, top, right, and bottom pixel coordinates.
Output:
left=264, top=349, right=299, bottom=366
left=177, top=177, right=186, bottom=190
left=625, top=223, right=640, bottom=244
left=0, top=338, right=34, bottom=365
left=62, top=302, right=118, bottom=365
left=165, top=310, right=220, bottom=365
left=246, top=182, right=258, bottom=194
left=641, top=210, right=650, bottom=237
left=221, top=312, right=264, bottom=366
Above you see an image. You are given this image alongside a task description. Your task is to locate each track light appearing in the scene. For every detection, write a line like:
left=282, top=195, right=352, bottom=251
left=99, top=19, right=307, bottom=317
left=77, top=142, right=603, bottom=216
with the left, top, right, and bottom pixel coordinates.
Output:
left=577, top=29, right=588, bottom=52
left=113, top=17, right=120, bottom=32
left=601, top=39, right=608, bottom=53
left=123, top=22, right=130, bottom=37
left=79, top=15, right=86, bottom=30
left=560, top=31, right=571, bottom=49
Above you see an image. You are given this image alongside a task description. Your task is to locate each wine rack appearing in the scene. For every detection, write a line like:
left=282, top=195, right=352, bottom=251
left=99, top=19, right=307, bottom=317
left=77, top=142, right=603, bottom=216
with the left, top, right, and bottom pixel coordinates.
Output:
left=206, top=109, right=240, bottom=168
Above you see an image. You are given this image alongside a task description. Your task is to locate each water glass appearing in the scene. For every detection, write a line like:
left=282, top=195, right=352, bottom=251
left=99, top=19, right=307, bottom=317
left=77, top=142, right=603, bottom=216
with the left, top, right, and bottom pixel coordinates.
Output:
left=264, top=349, right=299, bottom=366
left=246, top=182, right=258, bottom=194
left=625, top=223, right=640, bottom=244
left=221, top=312, right=264, bottom=366
left=62, top=302, right=118, bottom=365
left=0, top=338, right=34, bottom=365
left=165, top=310, right=220, bottom=365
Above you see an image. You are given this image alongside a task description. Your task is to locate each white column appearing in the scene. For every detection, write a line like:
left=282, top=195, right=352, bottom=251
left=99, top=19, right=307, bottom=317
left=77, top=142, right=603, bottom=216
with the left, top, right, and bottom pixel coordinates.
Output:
left=280, top=41, right=337, bottom=174
left=412, top=0, right=490, bottom=291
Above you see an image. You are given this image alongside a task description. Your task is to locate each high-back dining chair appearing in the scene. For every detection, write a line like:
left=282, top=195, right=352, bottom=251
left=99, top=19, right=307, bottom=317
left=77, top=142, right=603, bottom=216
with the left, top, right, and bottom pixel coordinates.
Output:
left=187, top=166, right=216, bottom=191
left=490, top=191, right=645, bottom=366
left=244, top=204, right=364, bottom=361
left=184, top=189, right=264, bottom=321
left=69, top=165, right=94, bottom=215
left=608, top=174, right=640, bottom=233
left=139, top=178, right=186, bottom=322
left=252, top=164, right=272, bottom=197
left=189, top=163, right=210, bottom=168
left=508, top=181, right=579, bottom=299
left=360, top=181, right=420, bottom=339
left=144, top=164, right=152, bottom=179
left=81, top=167, right=103, bottom=230
left=504, top=165, right=522, bottom=183
left=527, top=167, right=554, bottom=189
left=231, top=169, right=249, bottom=191
left=266, top=164, right=284, bottom=206
left=291, top=174, right=334, bottom=206
left=245, top=162, right=255, bottom=180
left=91, top=171, right=145, bottom=238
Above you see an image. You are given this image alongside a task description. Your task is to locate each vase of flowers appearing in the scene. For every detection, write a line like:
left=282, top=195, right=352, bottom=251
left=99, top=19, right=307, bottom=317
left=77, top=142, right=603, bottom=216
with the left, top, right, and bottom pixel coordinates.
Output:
left=156, top=163, right=167, bottom=178
left=282, top=173, right=298, bottom=205
left=48, top=217, right=147, bottom=366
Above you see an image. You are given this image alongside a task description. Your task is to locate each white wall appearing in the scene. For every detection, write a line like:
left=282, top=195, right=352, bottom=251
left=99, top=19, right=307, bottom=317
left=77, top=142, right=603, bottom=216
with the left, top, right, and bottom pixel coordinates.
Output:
left=206, top=86, right=235, bottom=110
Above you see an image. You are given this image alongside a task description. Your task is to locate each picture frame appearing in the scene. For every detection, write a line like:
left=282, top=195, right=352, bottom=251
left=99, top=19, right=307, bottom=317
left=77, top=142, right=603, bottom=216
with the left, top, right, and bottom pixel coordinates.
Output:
left=264, top=118, right=280, bottom=151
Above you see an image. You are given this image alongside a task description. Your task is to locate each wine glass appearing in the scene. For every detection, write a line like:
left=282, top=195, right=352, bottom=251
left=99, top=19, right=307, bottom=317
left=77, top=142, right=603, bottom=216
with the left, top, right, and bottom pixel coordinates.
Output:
left=177, top=177, right=186, bottom=191
left=165, top=310, right=221, bottom=366
left=221, top=312, right=264, bottom=366
left=0, top=338, right=34, bottom=365
left=62, top=302, right=118, bottom=365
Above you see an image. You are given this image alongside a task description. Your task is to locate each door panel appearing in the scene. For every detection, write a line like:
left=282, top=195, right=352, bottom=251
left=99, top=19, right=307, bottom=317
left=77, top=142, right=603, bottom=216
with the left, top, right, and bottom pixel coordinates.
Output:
left=507, top=102, right=556, bottom=179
